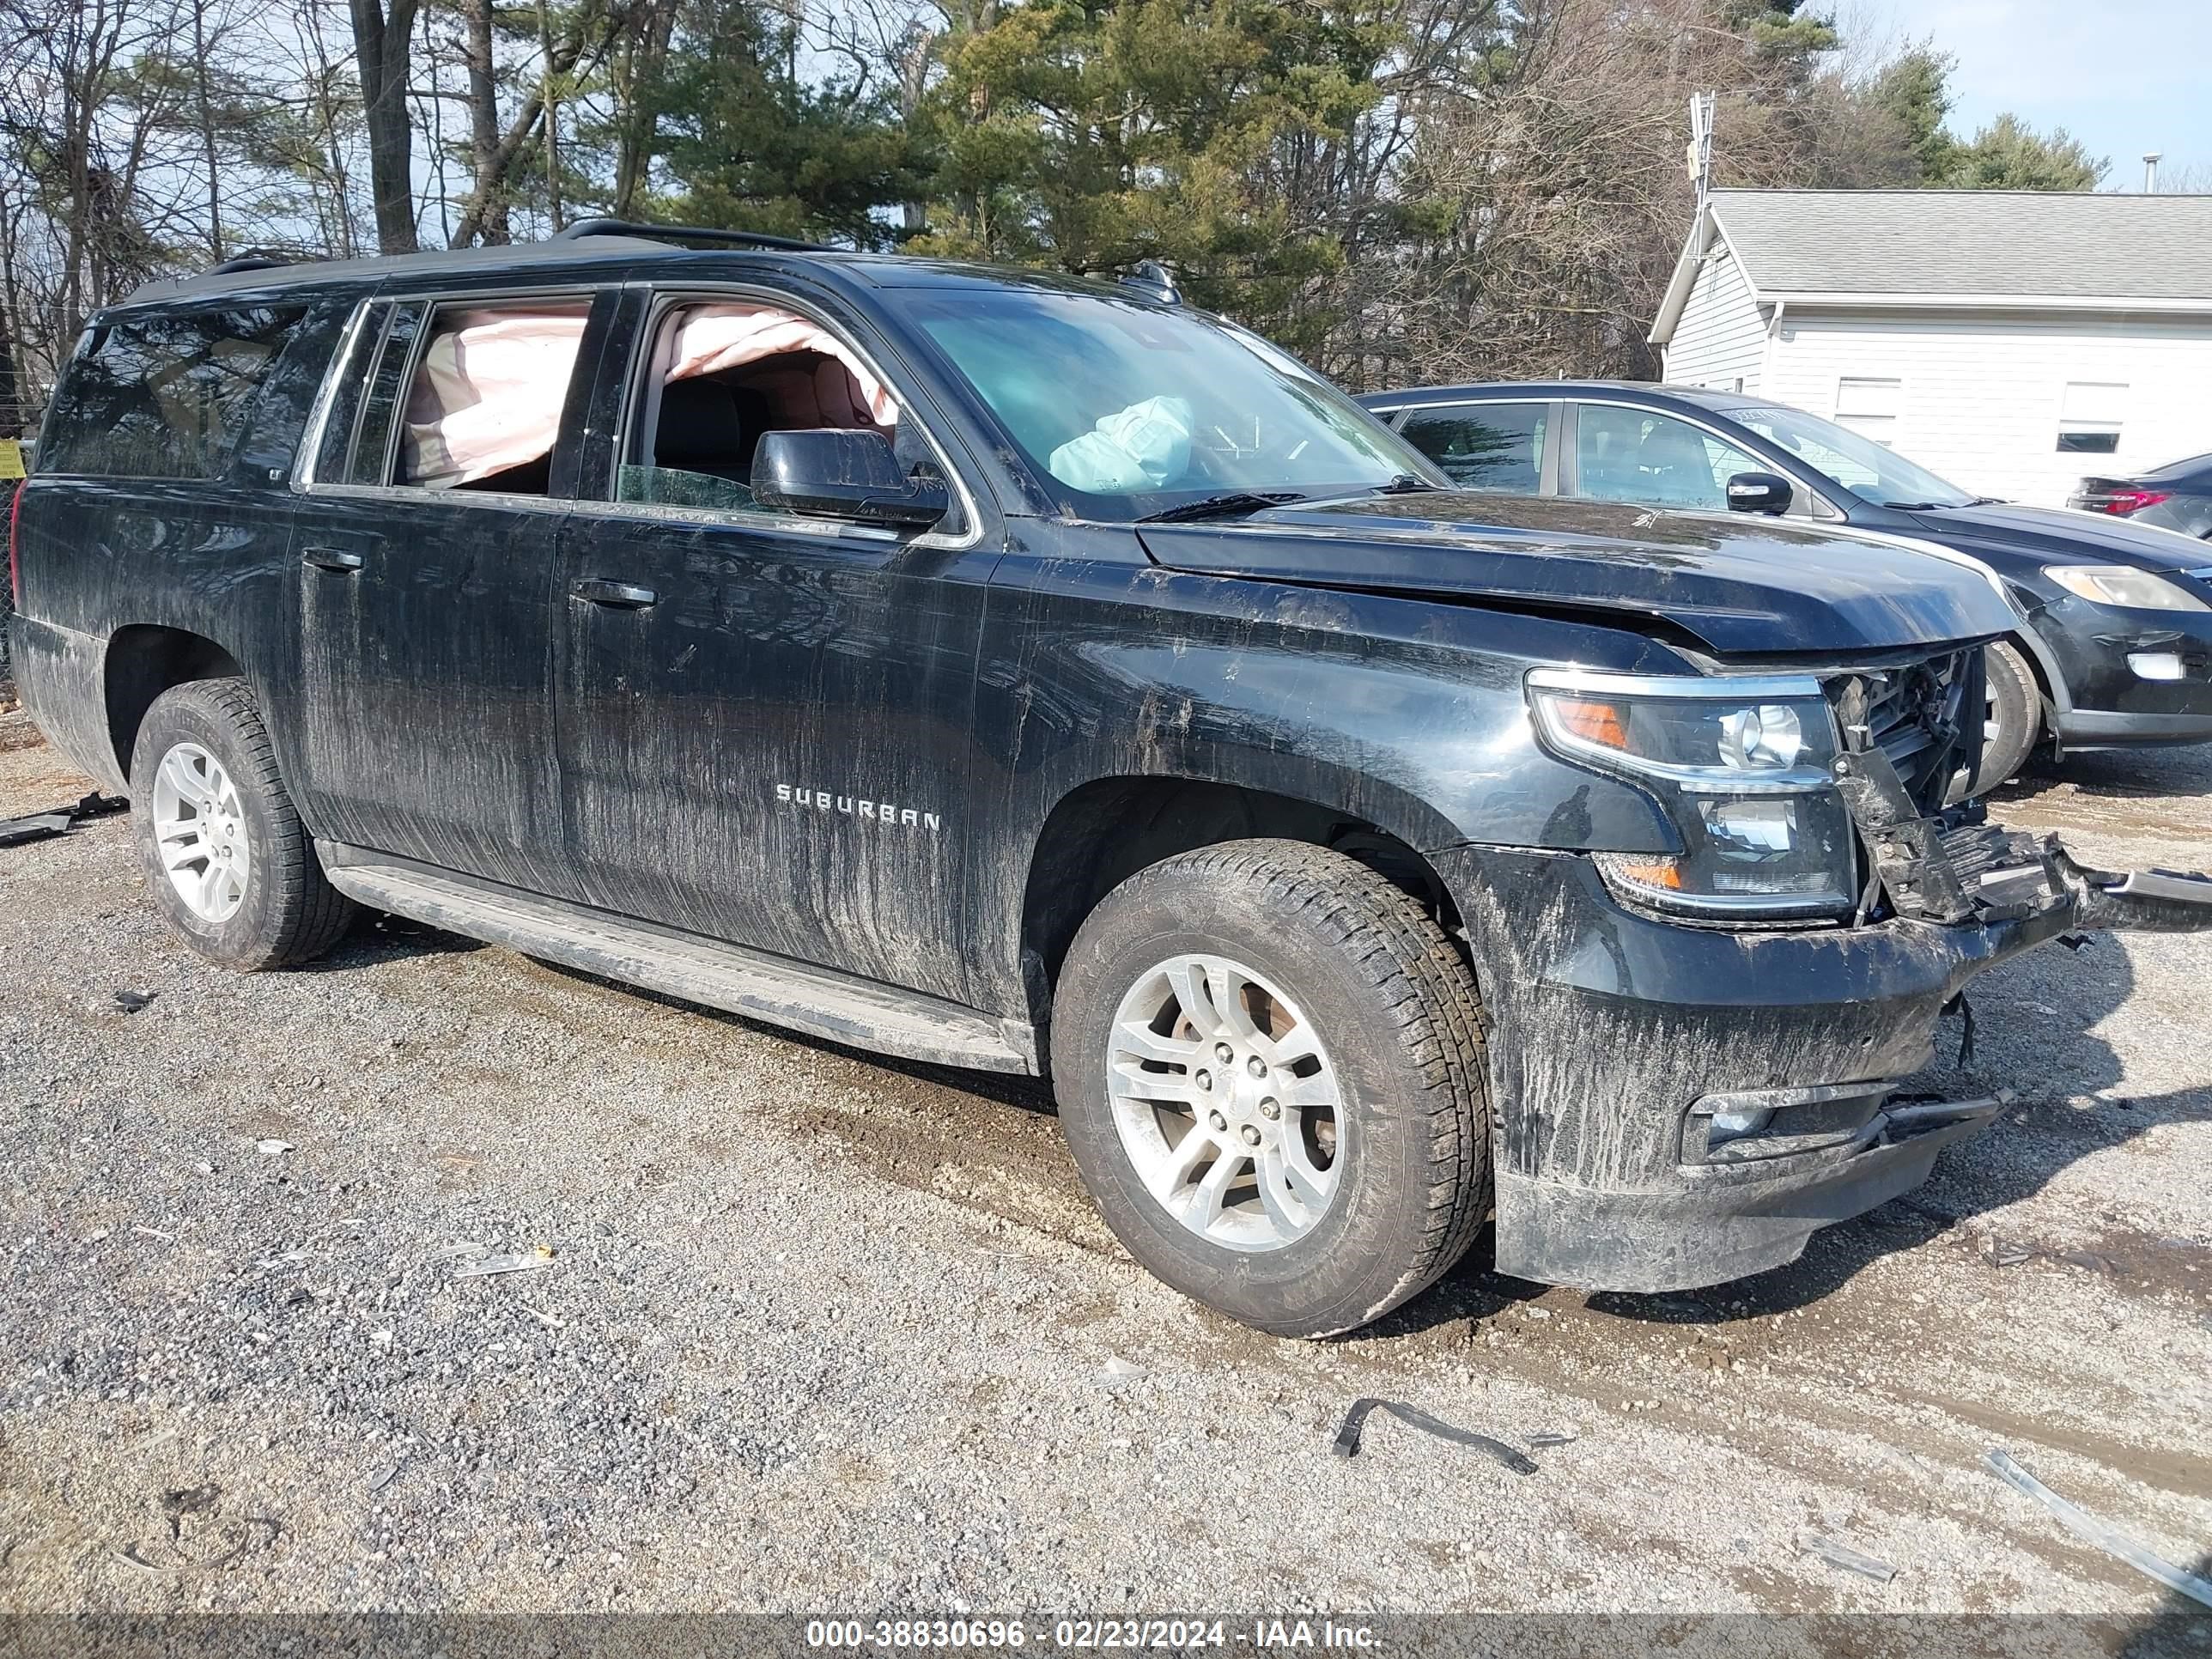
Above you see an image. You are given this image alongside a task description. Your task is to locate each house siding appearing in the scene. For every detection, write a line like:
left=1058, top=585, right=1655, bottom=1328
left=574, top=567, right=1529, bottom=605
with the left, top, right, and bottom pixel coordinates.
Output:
left=1760, top=310, right=2212, bottom=507
left=1661, top=247, right=1766, bottom=394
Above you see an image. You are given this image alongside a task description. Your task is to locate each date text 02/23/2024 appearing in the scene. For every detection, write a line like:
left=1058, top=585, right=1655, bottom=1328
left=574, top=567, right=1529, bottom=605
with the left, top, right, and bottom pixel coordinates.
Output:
left=803, top=1618, right=1380, bottom=1650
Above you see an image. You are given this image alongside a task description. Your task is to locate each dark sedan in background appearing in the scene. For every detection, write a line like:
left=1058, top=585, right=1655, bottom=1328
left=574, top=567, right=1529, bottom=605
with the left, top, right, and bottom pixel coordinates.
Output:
left=1359, top=381, right=2212, bottom=786
left=2070, top=453, right=2212, bottom=541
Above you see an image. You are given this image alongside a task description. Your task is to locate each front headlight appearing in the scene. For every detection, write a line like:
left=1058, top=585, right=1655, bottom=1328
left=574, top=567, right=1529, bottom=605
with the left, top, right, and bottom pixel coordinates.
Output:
left=2045, top=565, right=2209, bottom=611
left=1528, top=670, right=1856, bottom=921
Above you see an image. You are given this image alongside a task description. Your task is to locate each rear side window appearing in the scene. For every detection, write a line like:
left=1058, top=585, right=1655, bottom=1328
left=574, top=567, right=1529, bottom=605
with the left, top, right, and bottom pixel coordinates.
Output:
left=315, top=299, right=589, bottom=495
left=1399, top=403, right=1547, bottom=493
left=40, top=304, right=307, bottom=479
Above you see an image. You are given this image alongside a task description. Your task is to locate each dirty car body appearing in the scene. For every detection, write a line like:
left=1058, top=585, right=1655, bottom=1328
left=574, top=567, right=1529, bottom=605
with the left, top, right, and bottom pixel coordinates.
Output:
left=11, top=235, right=2212, bottom=1327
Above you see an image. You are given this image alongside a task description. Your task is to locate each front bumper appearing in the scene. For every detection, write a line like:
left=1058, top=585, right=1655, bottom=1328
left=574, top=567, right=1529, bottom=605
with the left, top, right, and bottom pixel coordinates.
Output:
left=2034, top=597, right=2212, bottom=750
left=1436, top=826, right=2212, bottom=1294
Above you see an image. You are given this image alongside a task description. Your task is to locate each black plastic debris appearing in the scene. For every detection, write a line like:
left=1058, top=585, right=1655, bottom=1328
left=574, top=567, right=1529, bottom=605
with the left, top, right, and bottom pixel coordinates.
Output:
left=1331, top=1398, right=1539, bottom=1475
left=113, top=990, right=156, bottom=1014
left=0, top=791, right=125, bottom=849
left=0, top=811, right=71, bottom=848
left=1941, top=992, right=1977, bottom=1066
left=2057, top=933, right=2093, bottom=952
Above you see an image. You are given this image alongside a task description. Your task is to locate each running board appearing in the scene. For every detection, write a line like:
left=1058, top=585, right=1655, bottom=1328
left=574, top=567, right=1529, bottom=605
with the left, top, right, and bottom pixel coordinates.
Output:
left=317, top=848, right=1036, bottom=1075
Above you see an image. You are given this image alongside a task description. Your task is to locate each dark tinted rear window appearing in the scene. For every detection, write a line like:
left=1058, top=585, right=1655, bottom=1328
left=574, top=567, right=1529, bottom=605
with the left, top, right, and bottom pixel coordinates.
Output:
left=39, top=303, right=307, bottom=479
left=1399, top=402, right=1548, bottom=493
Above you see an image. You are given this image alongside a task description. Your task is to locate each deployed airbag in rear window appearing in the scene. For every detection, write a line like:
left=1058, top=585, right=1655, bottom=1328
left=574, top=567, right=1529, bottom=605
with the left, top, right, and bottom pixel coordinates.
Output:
left=401, top=307, right=587, bottom=489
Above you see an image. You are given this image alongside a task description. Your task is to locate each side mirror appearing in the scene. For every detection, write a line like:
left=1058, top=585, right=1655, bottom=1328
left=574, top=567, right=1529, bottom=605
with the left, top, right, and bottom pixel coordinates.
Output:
left=751, top=428, right=949, bottom=529
left=1724, top=471, right=1794, bottom=516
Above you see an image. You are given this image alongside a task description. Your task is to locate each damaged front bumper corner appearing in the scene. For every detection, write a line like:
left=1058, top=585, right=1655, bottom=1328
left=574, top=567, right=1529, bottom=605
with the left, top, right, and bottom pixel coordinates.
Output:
left=1434, top=809, right=2212, bottom=1297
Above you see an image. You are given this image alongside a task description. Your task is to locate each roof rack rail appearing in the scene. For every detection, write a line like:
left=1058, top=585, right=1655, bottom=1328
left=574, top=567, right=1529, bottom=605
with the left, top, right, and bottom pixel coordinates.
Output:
left=205, top=252, right=295, bottom=276
left=552, top=217, right=829, bottom=253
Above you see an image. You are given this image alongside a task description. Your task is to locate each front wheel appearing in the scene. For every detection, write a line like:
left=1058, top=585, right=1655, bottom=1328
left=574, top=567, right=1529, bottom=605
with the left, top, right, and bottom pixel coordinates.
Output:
left=1975, top=641, right=2042, bottom=793
left=1049, top=839, right=1492, bottom=1338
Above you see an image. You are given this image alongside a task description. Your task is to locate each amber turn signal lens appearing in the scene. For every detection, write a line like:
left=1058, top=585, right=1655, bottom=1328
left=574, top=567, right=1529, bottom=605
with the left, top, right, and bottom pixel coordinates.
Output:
left=1611, top=856, right=1684, bottom=891
left=1552, top=696, right=1629, bottom=751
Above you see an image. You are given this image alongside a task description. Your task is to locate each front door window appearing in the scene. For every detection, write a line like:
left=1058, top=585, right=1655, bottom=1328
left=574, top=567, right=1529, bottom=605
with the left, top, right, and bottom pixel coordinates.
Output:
left=1575, top=405, right=1765, bottom=511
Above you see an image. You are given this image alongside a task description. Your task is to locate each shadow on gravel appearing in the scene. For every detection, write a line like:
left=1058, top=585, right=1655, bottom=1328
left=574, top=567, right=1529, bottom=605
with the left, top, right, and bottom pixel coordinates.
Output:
left=520, top=951, right=1062, bottom=1117
left=1994, top=739, right=2212, bottom=805
left=303, top=911, right=489, bottom=971
left=2120, top=1554, right=2212, bottom=1658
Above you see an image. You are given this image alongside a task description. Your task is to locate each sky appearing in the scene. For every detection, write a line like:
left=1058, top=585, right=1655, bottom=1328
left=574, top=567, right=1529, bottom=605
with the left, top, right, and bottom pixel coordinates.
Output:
left=1862, top=0, right=2212, bottom=188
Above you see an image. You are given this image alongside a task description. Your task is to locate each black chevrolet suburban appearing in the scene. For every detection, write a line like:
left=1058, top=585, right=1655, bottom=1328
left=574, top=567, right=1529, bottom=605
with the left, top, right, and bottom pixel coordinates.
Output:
left=12, top=223, right=2211, bottom=1338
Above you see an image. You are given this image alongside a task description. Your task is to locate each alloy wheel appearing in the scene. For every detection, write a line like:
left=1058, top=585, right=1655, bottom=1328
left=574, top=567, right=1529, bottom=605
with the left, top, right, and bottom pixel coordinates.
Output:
left=1105, top=953, right=1342, bottom=1252
left=150, top=741, right=252, bottom=923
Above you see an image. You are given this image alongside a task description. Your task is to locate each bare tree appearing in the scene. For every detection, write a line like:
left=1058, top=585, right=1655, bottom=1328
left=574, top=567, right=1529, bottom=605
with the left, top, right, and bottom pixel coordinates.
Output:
left=349, top=0, right=421, bottom=249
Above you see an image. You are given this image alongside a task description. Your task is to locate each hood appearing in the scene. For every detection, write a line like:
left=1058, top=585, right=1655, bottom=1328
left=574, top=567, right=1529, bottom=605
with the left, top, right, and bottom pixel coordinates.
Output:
left=1906, top=501, right=2212, bottom=574
left=1139, top=491, right=2019, bottom=657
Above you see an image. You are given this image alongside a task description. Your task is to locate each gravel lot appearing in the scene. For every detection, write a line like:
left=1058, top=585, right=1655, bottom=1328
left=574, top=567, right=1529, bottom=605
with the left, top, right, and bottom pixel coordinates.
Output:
left=2, top=696, right=2209, bottom=1628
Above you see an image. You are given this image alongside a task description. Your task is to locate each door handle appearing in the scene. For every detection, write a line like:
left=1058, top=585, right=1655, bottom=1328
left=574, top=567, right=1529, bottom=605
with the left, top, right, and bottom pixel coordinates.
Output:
left=571, top=578, right=659, bottom=610
left=301, top=547, right=365, bottom=574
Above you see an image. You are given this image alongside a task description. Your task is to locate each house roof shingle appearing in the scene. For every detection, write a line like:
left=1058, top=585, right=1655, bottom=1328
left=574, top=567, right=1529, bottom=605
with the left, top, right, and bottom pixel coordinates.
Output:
left=1706, top=188, right=2212, bottom=303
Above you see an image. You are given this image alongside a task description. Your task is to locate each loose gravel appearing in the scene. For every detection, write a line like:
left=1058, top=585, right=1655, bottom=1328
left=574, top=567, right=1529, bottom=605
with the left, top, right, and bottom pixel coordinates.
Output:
left=2, top=702, right=2209, bottom=1623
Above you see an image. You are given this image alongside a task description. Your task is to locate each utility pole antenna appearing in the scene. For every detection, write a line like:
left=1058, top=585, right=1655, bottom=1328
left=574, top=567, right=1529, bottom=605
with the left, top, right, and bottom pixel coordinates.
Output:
left=2143, top=153, right=2162, bottom=193
left=1687, top=92, right=1717, bottom=214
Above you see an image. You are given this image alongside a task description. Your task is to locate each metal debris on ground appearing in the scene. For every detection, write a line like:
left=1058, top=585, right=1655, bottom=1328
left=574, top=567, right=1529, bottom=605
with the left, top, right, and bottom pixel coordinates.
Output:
left=1330, top=1398, right=1540, bottom=1475
left=112, top=990, right=156, bottom=1013
left=452, top=1249, right=557, bottom=1279
left=1526, top=1431, right=1577, bottom=1449
left=255, top=1139, right=294, bottom=1156
left=1985, top=1449, right=2212, bottom=1610
left=1989, top=1242, right=2033, bottom=1268
left=431, top=1241, right=491, bottom=1259
left=1797, top=1532, right=1898, bottom=1583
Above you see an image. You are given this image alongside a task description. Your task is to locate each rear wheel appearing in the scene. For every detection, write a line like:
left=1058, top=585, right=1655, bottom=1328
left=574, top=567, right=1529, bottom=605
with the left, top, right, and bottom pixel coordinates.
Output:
left=1976, top=641, right=2041, bottom=793
left=1049, top=839, right=1492, bottom=1338
left=129, top=678, right=356, bottom=970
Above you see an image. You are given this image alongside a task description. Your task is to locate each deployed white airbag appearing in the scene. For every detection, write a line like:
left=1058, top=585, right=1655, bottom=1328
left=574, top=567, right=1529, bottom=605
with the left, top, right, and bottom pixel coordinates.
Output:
left=1048, top=396, right=1193, bottom=492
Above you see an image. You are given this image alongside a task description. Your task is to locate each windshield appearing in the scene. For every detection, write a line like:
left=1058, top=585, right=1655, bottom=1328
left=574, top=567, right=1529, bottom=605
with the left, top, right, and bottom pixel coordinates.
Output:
left=1728, top=403, right=1977, bottom=509
left=899, top=289, right=1440, bottom=515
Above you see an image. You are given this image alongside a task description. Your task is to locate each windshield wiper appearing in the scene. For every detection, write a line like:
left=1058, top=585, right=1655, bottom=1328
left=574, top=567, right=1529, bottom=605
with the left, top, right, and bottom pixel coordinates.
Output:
left=1136, top=491, right=1303, bottom=524
left=1376, top=474, right=1447, bottom=494
left=1880, top=500, right=1948, bottom=511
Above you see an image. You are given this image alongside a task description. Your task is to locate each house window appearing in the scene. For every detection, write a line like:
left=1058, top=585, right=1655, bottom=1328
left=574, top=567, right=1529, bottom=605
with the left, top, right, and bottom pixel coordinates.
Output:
left=1834, top=378, right=1904, bottom=446
left=2057, top=381, right=2126, bottom=454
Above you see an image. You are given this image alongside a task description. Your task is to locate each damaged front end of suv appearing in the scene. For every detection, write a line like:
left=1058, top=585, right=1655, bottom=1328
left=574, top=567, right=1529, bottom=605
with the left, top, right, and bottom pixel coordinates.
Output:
left=1442, top=637, right=2212, bottom=1293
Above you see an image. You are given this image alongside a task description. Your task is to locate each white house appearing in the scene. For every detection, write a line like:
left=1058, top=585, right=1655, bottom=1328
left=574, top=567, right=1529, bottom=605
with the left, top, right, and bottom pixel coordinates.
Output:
left=1649, top=189, right=2212, bottom=507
